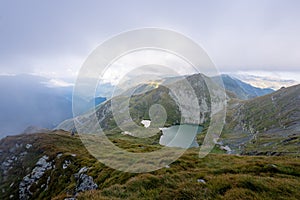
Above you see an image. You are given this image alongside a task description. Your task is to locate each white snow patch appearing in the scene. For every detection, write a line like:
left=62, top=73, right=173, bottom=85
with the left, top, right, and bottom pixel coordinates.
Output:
left=141, top=120, right=151, bottom=128
left=121, top=131, right=133, bottom=136
left=220, top=145, right=232, bottom=152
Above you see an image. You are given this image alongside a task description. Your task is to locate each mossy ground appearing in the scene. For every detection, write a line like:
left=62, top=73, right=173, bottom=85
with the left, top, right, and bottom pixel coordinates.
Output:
left=0, top=131, right=299, bottom=200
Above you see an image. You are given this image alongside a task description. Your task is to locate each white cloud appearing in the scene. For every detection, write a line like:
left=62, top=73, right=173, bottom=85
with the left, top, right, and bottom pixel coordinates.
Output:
left=0, top=73, right=16, bottom=76
left=43, top=79, right=74, bottom=88
left=100, top=49, right=196, bottom=85
left=230, top=70, right=300, bottom=90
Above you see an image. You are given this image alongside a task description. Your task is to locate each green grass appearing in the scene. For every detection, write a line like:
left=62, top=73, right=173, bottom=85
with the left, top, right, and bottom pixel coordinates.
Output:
left=1, top=131, right=300, bottom=200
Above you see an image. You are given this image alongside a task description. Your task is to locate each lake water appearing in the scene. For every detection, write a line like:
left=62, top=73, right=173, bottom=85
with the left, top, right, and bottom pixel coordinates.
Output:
left=159, top=124, right=203, bottom=148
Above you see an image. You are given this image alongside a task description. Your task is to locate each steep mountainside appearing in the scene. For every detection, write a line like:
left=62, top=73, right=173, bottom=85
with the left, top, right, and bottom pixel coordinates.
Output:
left=57, top=73, right=220, bottom=133
left=222, top=84, right=300, bottom=155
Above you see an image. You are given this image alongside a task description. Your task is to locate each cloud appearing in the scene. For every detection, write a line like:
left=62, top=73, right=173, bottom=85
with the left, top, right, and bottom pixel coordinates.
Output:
left=99, top=49, right=196, bottom=85
left=43, top=79, right=74, bottom=88
left=0, top=0, right=300, bottom=81
left=0, top=73, right=16, bottom=76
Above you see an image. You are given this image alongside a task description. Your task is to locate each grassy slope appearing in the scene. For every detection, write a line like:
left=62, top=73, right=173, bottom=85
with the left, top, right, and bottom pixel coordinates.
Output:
left=222, top=84, right=300, bottom=155
left=1, top=131, right=300, bottom=200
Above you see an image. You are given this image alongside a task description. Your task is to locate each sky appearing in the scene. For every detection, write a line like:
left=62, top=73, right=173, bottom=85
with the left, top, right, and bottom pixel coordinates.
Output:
left=0, top=0, right=300, bottom=83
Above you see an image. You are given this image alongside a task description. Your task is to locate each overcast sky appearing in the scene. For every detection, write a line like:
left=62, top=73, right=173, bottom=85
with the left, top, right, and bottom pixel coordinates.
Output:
left=0, top=0, right=300, bottom=81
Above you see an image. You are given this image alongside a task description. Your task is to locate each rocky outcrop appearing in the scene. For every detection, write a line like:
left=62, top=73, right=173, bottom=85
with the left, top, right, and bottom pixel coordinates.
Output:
left=74, top=167, right=98, bottom=195
left=1, top=143, right=28, bottom=177
left=62, top=167, right=98, bottom=199
left=19, top=155, right=53, bottom=200
left=76, top=174, right=98, bottom=193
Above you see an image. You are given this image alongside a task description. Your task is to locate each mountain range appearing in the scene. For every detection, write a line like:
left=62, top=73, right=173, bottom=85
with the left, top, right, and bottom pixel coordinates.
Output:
left=58, top=73, right=299, bottom=156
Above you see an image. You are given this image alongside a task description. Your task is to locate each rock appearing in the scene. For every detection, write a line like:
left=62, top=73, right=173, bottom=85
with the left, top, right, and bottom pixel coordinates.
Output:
left=57, top=153, right=63, bottom=158
left=213, top=138, right=223, bottom=145
left=1, top=155, right=20, bottom=175
left=25, top=144, right=32, bottom=149
left=43, top=176, right=51, bottom=190
left=2, top=161, right=10, bottom=167
left=74, top=167, right=89, bottom=179
left=63, top=160, right=71, bottom=169
left=78, top=167, right=88, bottom=174
left=7, top=159, right=13, bottom=164
left=20, top=151, right=28, bottom=157
left=11, top=155, right=17, bottom=161
left=197, top=179, right=206, bottom=184
left=73, top=167, right=98, bottom=196
left=76, top=174, right=98, bottom=193
left=19, top=155, right=53, bottom=200
left=36, top=155, right=50, bottom=167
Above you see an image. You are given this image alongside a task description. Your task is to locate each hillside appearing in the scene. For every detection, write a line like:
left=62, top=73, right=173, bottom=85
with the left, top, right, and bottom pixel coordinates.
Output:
left=0, top=131, right=300, bottom=200
left=222, top=84, right=300, bottom=155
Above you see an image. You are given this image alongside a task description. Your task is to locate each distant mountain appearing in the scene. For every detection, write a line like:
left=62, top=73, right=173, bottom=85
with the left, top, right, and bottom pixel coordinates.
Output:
left=231, top=74, right=299, bottom=90
left=0, top=74, right=106, bottom=138
left=213, top=74, right=274, bottom=100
